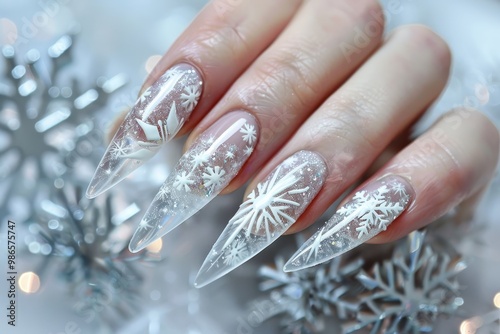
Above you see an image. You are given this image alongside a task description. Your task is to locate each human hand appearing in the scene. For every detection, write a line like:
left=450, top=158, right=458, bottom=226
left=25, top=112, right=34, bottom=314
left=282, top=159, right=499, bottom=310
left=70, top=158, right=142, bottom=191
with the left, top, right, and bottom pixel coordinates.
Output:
left=86, top=0, right=499, bottom=287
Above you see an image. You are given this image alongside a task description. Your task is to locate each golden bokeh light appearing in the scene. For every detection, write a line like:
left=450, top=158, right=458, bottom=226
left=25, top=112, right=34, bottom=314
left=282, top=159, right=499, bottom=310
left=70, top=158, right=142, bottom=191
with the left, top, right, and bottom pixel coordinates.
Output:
left=146, top=238, right=163, bottom=253
left=19, top=272, right=41, bottom=294
left=493, top=292, right=500, bottom=308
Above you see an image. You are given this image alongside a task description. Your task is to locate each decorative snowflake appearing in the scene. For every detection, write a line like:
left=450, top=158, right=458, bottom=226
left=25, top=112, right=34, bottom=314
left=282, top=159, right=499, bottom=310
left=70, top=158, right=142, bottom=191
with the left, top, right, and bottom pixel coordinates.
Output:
left=337, top=186, right=405, bottom=239
left=180, top=85, right=201, bottom=112
left=253, top=231, right=466, bottom=334
left=223, top=163, right=308, bottom=246
left=392, top=182, right=408, bottom=197
left=202, top=166, right=226, bottom=191
left=137, top=219, right=153, bottom=231
left=244, top=145, right=254, bottom=157
left=343, top=231, right=466, bottom=334
left=254, top=250, right=363, bottom=332
left=225, top=151, right=235, bottom=160
left=206, top=135, right=216, bottom=144
left=240, top=123, right=257, bottom=145
left=0, top=36, right=126, bottom=222
left=190, top=151, right=210, bottom=168
left=173, top=171, right=194, bottom=192
left=29, top=184, right=161, bottom=326
left=110, top=140, right=130, bottom=158
left=156, top=186, right=171, bottom=200
left=137, top=102, right=181, bottom=145
left=136, top=87, right=151, bottom=104
left=222, top=239, right=249, bottom=266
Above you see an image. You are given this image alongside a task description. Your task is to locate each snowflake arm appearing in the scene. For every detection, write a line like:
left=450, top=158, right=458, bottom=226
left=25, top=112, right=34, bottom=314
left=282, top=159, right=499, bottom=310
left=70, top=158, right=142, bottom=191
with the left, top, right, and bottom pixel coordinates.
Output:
left=180, top=85, right=201, bottom=112
left=240, top=123, right=257, bottom=145
left=173, top=171, right=194, bottom=192
left=202, top=166, right=226, bottom=191
left=244, top=145, right=254, bottom=156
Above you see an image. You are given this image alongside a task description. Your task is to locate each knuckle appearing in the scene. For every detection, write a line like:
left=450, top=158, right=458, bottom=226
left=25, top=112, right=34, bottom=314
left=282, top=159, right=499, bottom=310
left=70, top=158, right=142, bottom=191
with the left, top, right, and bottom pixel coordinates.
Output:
left=319, top=88, right=386, bottom=151
left=248, top=45, right=319, bottom=112
left=317, top=0, right=385, bottom=36
left=417, top=132, right=468, bottom=199
left=394, top=25, right=451, bottom=68
left=446, top=108, right=500, bottom=155
left=180, top=22, right=249, bottom=63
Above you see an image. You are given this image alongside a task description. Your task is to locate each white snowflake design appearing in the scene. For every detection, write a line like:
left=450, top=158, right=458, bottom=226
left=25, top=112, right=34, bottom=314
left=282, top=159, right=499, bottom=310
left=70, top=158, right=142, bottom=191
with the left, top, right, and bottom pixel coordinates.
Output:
left=240, top=123, right=257, bottom=145
left=110, top=140, right=129, bottom=158
left=136, top=102, right=182, bottom=146
left=156, top=187, right=171, bottom=200
left=136, top=87, right=151, bottom=104
left=190, top=151, right=210, bottom=168
left=244, top=145, right=254, bottom=157
left=206, top=135, right=216, bottom=144
left=225, top=151, right=235, bottom=160
left=392, top=182, right=408, bottom=197
left=202, top=166, right=226, bottom=191
left=337, top=185, right=404, bottom=238
left=137, top=219, right=153, bottom=231
left=223, top=162, right=309, bottom=247
left=223, top=239, right=249, bottom=266
left=180, top=85, right=201, bottom=112
left=173, top=171, right=194, bottom=192
left=294, top=181, right=409, bottom=263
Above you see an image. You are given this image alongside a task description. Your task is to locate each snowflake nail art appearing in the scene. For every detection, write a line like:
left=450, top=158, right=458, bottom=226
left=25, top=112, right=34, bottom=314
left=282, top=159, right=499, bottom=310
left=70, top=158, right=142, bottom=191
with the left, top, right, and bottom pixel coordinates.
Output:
left=284, top=175, right=414, bottom=272
left=129, top=111, right=259, bottom=253
left=194, top=151, right=327, bottom=288
left=86, top=63, right=203, bottom=198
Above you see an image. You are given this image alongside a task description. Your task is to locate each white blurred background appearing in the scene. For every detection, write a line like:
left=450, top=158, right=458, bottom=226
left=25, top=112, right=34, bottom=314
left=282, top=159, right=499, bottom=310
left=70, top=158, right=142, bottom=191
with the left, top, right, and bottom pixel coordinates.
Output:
left=0, top=0, right=499, bottom=333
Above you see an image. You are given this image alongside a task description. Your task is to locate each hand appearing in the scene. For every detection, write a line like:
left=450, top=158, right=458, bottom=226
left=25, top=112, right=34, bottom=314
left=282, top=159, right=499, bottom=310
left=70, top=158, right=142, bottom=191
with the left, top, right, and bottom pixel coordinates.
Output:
left=86, top=0, right=499, bottom=287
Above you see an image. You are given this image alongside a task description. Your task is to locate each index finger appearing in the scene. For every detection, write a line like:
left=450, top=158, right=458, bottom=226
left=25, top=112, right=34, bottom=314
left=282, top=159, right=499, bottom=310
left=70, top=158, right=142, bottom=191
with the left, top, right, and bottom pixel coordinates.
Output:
left=143, top=0, right=303, bottom=135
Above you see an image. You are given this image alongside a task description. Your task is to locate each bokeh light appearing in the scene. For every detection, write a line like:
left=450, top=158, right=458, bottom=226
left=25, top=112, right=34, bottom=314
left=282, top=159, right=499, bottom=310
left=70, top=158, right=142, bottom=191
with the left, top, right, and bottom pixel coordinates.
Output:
left=493, top=292, right=500, bottom=308
left=146, top=238, right=163, bottom=253
left=19, top=272, right=41, bottom=294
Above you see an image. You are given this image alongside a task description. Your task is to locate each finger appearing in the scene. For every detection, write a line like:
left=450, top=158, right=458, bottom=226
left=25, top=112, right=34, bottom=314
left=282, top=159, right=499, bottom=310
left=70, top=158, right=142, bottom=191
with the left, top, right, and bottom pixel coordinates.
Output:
left=188, top=0, right=385, bottom=194
left=194, top=25, right=451, bottom=286
left=286, top=108, right=499, bottom=270
left=145, top=0, right=303, bottom=135
left=369, top=109, right=499, bottom=242
left=285, top=25, right=452, bottom=234
left=87, top=0, right=302, bottom=198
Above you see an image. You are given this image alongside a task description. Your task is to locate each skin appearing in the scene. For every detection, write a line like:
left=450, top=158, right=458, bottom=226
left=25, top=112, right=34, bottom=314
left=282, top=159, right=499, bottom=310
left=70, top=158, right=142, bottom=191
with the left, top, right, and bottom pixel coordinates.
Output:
left=113, top=0, right=499, bottom=244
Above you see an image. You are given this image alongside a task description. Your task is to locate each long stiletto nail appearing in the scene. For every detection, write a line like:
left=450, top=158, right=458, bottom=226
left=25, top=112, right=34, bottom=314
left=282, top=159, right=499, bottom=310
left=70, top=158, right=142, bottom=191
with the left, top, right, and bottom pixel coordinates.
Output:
left=86, top=63, right=203, bottom=198
left=194, top=150, right=327, bottom=287
left=129, top=111, right=259, bottom=253
left=284, top=175, right=414, bottom=272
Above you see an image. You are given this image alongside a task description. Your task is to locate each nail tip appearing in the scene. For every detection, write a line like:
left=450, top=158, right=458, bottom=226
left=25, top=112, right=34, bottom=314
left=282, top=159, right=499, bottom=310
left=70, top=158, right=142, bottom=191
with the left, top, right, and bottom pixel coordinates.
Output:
left=193, top=266, right=229, bottom=288
left=128, top=238, right=148, bottom=253
left=85, top=183, right=102, bottom=199
left=282, top=259, right=307, bottom=273
left=128, top=231, right=154, bottom=253
left=85, top=190, right=96, bottom=199
left=192, top=274, right=210, bottom=289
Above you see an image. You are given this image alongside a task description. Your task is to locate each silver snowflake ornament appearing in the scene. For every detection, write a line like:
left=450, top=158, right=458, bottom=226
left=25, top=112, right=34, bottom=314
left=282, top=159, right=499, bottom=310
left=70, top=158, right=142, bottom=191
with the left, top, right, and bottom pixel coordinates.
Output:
left=0, top=35, right=127, bottom=222
left=343, top=230, right=466, bottom=334
left=28, top=184, right=162, bottom=326
left=255, top=242, right=364, bottom=333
